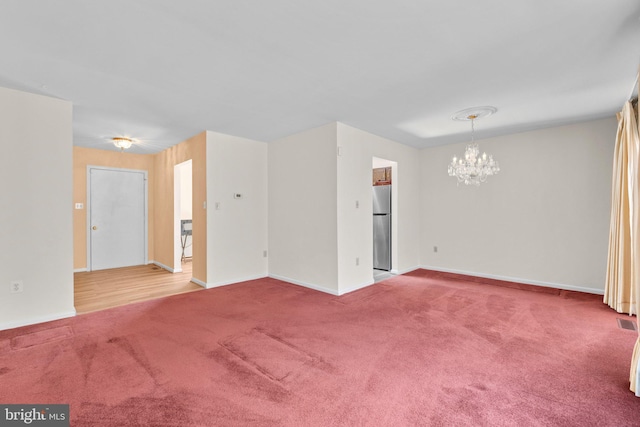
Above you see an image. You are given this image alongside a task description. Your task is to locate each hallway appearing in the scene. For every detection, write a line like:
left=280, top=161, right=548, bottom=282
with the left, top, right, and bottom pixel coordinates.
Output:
left=74, top=261, right=201, bottom=314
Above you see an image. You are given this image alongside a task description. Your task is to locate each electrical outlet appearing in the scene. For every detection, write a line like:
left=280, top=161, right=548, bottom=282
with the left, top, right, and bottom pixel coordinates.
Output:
left=356, top=257, right=359, bottom=266
left=10, top=280, right=23, bottom=293
left=433, top=246, right=438, bottom=253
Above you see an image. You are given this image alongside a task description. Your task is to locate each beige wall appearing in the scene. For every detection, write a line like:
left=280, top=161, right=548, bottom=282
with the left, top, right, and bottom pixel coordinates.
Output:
left=73, top=147, right=156, bottom=270
left=420, top=117, right=617, bottom=293
left=0, top=87, right=74, bottom=330
left=206, top=131, right=268, bottom=286
left=153, top=132, right=207, bottom=284
left=268, top=122, right=422, bottom=295
left=337, top=123, right=422, bottom=293
left=268, top=123, right=339, bottom=293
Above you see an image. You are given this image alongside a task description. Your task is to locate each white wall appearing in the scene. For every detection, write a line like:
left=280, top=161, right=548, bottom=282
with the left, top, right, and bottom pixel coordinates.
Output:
left=337, top=123, right=421, bottom=293
left=268, top=123, right=339, bottom=293
left=206, top=131, right=268, bottom=287
left=421, top=117, right=617, bottom=293
left=179, top=160, right=192, bottom=220
left=0, top=87, right=74, bottom=330
left=178, top=159, right=192, bottom=259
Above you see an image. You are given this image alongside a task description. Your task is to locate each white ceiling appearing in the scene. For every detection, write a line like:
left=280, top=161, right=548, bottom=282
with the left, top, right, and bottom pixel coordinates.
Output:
left=1, top=1, right=639, bottom=154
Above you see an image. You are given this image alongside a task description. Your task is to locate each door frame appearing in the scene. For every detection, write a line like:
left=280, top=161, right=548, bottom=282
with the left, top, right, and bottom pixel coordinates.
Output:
left=372, top=157, right=398, bottom=274
left=86, top=165, right=149, bottom=272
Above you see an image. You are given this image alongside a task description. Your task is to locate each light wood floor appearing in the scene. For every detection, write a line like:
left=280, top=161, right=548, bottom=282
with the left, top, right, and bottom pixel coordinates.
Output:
left=74, top=261, right=203, bottom=314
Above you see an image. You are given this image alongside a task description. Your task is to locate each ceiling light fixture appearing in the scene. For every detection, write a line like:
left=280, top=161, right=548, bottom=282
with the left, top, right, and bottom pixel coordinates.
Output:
left=112, top=137, right=133, bottom=152
left=448, top=106, right=499, bottom=186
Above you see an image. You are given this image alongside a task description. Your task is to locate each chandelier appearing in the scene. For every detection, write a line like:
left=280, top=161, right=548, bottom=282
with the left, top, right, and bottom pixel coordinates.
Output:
left=448, top=107, right=499, bottom=186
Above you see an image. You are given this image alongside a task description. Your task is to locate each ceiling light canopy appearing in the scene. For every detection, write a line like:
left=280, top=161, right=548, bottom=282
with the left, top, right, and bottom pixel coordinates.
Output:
left=451, top=106, right=497, bottom=122
left=112, top=137, right=134, bottom=152
left=448, top=107, right=499, bottom=186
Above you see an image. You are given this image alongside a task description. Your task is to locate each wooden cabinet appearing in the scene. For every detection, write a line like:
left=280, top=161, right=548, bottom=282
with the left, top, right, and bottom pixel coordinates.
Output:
left=373, top=167, right=392, bottom=186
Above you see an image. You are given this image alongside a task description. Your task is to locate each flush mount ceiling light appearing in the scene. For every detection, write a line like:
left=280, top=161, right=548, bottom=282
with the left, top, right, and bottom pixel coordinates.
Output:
left=447, top=106, right=500, bottom=186
left=112, top=137, right=133, bottom=152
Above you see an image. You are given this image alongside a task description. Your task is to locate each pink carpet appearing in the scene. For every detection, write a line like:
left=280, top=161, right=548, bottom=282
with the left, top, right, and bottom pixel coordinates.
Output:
left=0, top=269, right=638, bottom=426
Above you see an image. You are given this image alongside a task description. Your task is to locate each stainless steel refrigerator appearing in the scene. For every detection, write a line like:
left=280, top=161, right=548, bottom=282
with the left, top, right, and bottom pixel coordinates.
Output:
left=373, top=185, right=391, bottom=271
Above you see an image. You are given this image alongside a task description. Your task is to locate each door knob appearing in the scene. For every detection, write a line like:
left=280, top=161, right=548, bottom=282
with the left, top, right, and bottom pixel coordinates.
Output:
left=92, top=226, right=97, bottom=230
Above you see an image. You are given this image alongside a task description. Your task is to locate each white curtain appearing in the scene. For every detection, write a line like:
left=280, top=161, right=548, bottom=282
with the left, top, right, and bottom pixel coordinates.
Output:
left=604, top=94, right=639, bottom=395
left=604, top=104, right=635, bottom=315
left=628, top=97, right=640, bottom=396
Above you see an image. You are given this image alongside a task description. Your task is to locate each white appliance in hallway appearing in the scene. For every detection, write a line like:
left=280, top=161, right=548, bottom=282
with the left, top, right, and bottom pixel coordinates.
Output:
left=373, top=185, right=391, bottom=271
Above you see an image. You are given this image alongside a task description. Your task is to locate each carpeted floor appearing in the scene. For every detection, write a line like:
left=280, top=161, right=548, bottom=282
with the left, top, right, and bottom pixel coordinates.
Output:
left=0, top=269, right=638, bottom=426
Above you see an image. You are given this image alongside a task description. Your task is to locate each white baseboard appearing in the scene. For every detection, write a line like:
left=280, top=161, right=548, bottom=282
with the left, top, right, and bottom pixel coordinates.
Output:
left=338, top=279, right=375, bottom=295
left=267, top=271, right=431, bottom=296
left=73, top=268, right=87, bottom=273
left=395, top=266, right=421, bottom=275
left=204, top=274, right=268, bottom=289
left=0, top=309, right=76, bottom=332
left=190, top=277, right=207, bottom=288
left=419, top=265, right=604, bottom=295
left=268, top=274, right=340, bottom=296
left=151, top=261, right=176, bottom=273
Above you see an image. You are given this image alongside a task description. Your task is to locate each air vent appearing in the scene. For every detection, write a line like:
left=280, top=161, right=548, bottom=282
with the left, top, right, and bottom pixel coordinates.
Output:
left=617, top=318, right=637, bottom=331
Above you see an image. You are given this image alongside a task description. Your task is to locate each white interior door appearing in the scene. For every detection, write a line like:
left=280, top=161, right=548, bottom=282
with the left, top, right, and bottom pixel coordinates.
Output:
left=89, top=167, right=147, bottom=271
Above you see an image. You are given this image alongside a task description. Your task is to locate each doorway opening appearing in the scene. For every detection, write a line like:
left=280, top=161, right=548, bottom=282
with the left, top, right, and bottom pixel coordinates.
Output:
left=174, top=160, right=193, bottom=273
left=74, top=162, right=201, bottom=315
left=372, top=157, right=398, bottom=282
